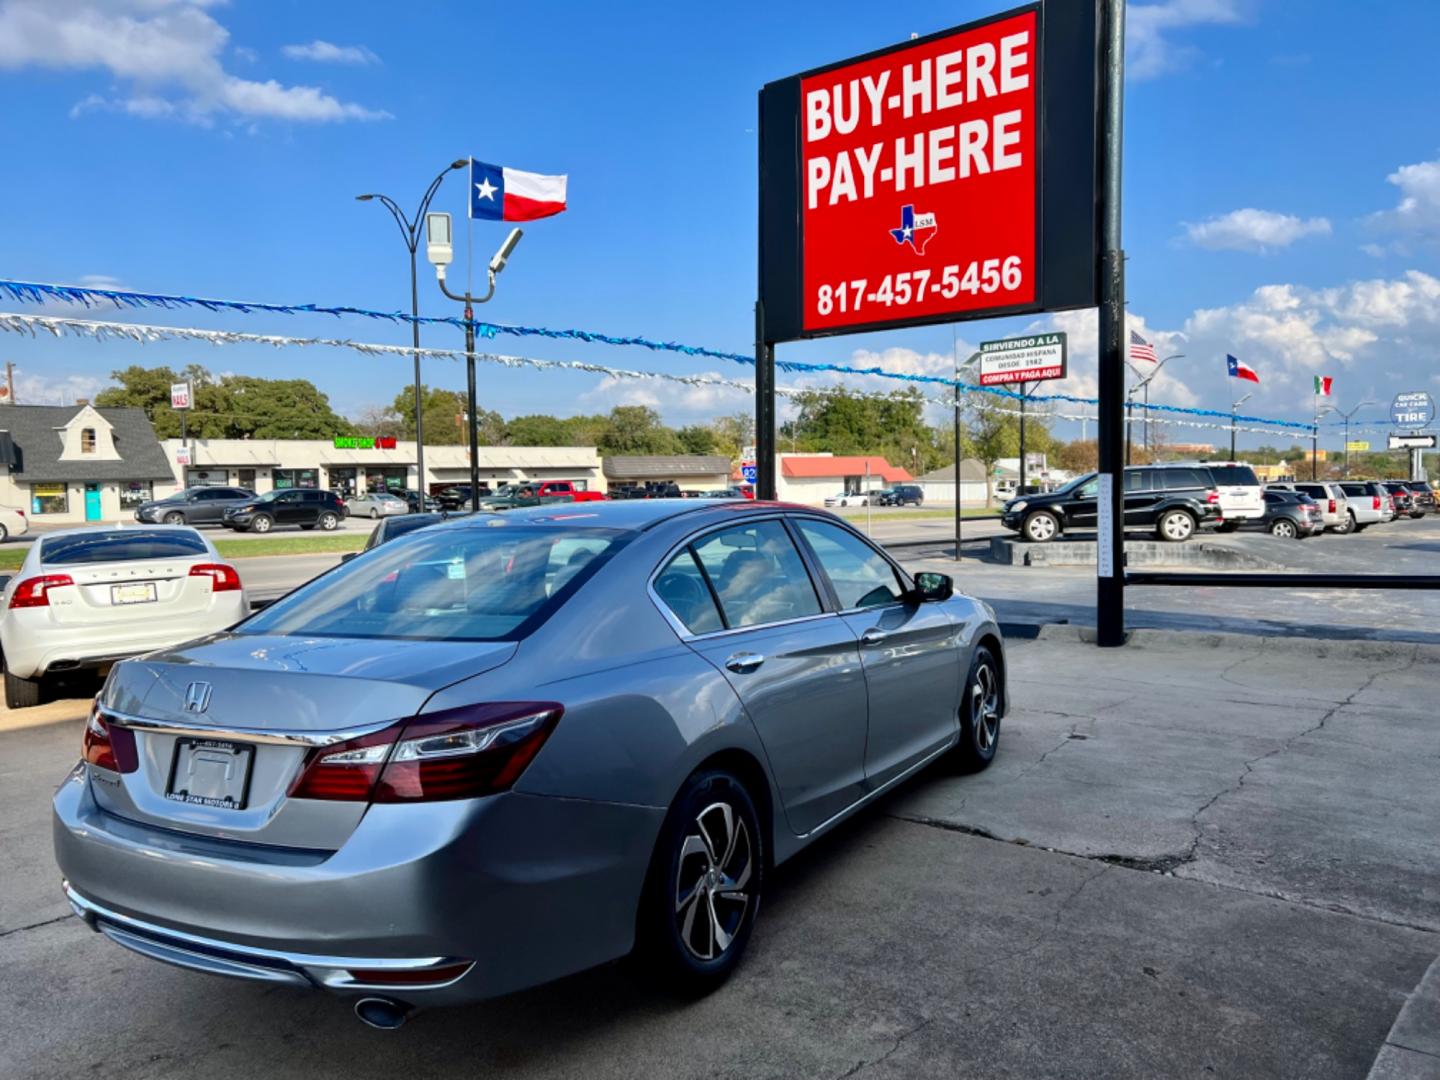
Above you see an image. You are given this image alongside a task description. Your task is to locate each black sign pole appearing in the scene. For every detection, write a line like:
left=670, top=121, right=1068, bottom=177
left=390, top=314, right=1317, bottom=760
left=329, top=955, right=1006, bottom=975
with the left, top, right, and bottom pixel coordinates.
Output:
left=755, top=300, right=777, bottom=501
left=1096, top=0, right=1127, bottom=647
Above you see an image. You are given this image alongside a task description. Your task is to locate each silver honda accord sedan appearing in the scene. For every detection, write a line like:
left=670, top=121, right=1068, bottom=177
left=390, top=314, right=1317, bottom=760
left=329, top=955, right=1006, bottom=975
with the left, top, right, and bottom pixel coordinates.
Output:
left=54, top=499, right=1007, bottom=1026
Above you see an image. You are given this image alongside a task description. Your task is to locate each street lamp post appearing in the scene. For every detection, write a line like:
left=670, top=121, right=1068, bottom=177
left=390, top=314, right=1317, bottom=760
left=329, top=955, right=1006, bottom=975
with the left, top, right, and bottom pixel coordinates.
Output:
left=356, top=160, right=468, bottom=504
left=1229, top=392, right=1252, bottom=459
left=1124, top=353, right=1184, bottom=464
left=424, top=214, right=524, bottom=512
left=1334, top=400, right=1377, bottom=478
left=1312, top=402, right=1335, bottom=481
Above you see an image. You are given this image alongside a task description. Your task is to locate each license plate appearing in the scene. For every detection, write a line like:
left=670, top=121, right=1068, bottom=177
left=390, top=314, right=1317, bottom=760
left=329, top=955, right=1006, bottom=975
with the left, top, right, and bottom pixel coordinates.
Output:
left=111, top=582, right=157, bottom=605
left=166, top=738, right=254, bottom=810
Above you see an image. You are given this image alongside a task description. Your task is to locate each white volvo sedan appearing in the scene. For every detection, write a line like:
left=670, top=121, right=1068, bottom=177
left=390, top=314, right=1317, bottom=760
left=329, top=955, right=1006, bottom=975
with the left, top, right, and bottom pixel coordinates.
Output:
left=1, top=527, right=248, bottom=708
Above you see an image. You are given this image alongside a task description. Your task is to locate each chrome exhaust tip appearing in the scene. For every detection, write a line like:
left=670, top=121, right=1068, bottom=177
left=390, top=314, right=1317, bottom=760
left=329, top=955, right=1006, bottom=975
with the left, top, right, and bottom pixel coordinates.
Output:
left=354, top=997, right=411, bottom=1030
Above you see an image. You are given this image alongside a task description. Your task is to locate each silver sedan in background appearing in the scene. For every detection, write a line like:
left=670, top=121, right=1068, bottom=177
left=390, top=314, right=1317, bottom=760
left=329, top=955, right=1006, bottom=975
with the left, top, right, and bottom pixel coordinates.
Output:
left=345, top=491, right=409, bottom=519
left=54, top=500, right=1006, bottom=1027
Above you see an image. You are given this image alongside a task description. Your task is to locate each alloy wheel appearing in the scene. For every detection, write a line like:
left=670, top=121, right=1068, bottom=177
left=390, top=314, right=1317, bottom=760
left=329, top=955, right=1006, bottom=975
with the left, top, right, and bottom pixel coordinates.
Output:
left=1273, top=520, right=1296, bottom=538
left=971, top=661, right=1000, bottom=751
left=1161, top=512, right=1194, bottom=541
left=1025, top=513, right=1057, bottom=542
left=675, top=801, right=753, bottom=961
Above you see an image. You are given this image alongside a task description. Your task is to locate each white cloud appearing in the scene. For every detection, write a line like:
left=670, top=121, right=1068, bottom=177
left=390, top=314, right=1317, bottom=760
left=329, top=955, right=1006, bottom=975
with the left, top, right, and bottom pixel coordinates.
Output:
left=1368, top=158, right=1440, bottom=240
left=281, top=40, right=379, bottom=65
left=1184, top=208, right=1332, bottom=253
left=0, top=0, right=388, bottom=124
left=11, top=369, right=106, bottom=406
left=580, top=371, right=750, bottom=420
left=1127, top=0, right=1246, bottom=80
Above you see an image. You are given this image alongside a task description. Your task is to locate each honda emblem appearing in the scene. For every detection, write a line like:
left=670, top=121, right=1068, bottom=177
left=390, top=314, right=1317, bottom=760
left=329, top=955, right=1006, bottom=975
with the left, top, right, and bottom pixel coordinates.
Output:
left=184, top=681, right=212, bottom=714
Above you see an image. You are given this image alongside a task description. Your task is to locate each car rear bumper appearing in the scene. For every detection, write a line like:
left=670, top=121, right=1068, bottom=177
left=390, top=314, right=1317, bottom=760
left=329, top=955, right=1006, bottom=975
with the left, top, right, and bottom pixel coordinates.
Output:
left=1, top=596, right=248, bottom=679
left=53, top=768, right=664, bottom=1006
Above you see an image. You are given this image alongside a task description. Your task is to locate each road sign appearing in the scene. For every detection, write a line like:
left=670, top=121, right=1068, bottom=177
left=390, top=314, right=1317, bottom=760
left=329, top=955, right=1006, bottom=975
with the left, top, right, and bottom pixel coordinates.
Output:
left=170, top=382, right=191, bottom=410
left=740, top=461, right=758, bottom=484
left=1345, top=440, right=1370, bottom=452
left=1390, top=391, right=1435, bottom=428
left=757, top=2, right=1101, bottom=343
left=1388, top=433, right=1436, bottom=449
left=978, top=332, right=1066, bottom=386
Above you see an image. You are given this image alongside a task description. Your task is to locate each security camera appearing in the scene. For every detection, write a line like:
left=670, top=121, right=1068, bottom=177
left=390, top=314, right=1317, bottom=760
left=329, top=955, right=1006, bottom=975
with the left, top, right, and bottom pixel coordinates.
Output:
left=488, top=228, right=523, bottom=275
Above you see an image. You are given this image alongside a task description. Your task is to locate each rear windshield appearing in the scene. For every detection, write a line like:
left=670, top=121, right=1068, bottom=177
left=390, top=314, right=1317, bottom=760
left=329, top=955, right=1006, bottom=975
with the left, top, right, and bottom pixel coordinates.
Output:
left=240, top=524, right=627, bottom=642
left=41, top=530, right=208, bottom=565
left=1207, top=465, right=1260, bottom=486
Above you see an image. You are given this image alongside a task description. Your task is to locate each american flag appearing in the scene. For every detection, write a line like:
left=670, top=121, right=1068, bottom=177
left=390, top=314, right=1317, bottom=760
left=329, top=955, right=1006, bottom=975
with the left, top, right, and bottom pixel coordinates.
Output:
left=1129, top=330, right=1158, bottom=363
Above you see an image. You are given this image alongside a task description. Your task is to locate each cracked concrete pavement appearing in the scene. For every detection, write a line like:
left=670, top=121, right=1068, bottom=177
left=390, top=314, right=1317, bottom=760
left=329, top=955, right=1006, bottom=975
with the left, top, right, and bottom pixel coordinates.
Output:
left=2, top=629, right=1437, bottom=1079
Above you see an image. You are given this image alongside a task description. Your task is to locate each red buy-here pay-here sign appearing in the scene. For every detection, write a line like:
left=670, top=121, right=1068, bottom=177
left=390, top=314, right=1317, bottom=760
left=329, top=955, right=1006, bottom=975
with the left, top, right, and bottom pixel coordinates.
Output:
left=801, top=8, right=1037, bottom=333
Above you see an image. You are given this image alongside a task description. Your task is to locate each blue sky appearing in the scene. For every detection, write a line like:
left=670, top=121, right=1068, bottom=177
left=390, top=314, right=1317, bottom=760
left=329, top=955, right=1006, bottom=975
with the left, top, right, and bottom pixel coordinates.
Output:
left=1, top=0, right=1438, bottom=449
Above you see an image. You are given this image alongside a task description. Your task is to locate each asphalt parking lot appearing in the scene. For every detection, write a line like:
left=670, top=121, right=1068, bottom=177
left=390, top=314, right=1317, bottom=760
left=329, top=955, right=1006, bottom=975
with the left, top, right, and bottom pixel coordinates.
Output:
left=4, top=628, right=1436, bottom=1079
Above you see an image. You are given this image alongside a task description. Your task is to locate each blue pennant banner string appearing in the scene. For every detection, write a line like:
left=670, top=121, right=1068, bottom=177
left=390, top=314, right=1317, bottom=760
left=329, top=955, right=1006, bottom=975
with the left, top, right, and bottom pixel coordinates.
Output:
left=0, top=277, right=1315, bottom=432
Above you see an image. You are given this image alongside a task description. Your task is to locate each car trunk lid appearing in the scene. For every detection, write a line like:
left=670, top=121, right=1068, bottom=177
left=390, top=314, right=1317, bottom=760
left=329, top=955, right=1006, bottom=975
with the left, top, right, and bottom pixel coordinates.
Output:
left=91, top=633, right=518, bottom=849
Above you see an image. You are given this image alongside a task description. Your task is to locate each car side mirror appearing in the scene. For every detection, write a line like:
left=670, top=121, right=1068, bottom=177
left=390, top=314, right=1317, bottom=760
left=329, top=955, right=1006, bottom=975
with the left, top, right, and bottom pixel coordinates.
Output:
left=911, top=571, right=953, bottom=603
left=340, top=552, right=359, bottom=563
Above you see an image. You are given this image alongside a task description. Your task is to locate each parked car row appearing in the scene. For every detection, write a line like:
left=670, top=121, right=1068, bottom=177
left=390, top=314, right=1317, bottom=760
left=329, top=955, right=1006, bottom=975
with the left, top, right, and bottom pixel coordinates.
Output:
left=1003, top=464, right=1434, bottom=544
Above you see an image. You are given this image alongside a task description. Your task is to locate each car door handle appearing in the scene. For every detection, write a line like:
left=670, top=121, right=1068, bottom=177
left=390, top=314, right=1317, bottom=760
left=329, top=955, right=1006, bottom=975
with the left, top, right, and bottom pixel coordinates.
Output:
left=724, top=652, right=765, bottom=674
left=860, top=628, right=888, bottom=646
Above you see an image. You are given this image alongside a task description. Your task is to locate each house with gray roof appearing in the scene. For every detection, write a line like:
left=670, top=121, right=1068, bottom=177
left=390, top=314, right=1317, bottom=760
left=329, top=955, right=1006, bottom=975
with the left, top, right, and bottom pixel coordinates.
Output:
left=0, top=404, right=174, bottom=524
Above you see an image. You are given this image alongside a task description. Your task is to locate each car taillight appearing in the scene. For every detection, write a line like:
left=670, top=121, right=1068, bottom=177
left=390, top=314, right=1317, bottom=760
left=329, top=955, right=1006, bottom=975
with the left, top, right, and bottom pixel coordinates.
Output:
left=82, top=704, right=138, bottom=773
left=1373, top=495, right=1381, bottom=510
left=189, top=563, right=242, bottom=592
left=1328, top=499, right=1336, bottom=514
left=288, top=703, right=562, bottom=803
left=9, top=573, right=74, bottom=608
left=1206, top=490, right=1220, bottom=504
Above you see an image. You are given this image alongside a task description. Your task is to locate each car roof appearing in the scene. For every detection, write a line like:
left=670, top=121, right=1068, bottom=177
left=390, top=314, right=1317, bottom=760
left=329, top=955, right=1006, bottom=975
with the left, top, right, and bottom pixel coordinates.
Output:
left=36, top=523, right=205, bottom=541
left=420, top=497, right=807, bottom=534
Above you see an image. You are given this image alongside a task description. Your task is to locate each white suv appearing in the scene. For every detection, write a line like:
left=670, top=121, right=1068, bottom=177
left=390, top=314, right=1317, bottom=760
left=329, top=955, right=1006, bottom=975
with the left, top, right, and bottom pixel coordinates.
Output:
left=1173, top=462, right=1264, bottom=529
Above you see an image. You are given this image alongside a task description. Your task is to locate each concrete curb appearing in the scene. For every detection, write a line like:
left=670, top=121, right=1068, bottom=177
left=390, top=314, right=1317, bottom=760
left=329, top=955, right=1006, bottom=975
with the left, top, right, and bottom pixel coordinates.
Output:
left=1368, top=954, right=1440, bottom=1080
left=1033, top=623, right=1440, bottom=663
left=988, top=536, right=1286, bottom=570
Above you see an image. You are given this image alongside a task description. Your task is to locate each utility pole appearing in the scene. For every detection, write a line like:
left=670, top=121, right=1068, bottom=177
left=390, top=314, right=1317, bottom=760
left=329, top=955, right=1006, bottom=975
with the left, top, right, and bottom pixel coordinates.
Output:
left=1095, top=0, right=1128, bottom=648
left=2, top=361, right=14, bottom=404
left=1229, top=392, right=1252, bottom=460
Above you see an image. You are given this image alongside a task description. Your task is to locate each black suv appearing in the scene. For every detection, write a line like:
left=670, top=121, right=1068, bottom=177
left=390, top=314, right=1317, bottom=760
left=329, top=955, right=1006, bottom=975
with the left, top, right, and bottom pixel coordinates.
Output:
left=1002, top=465, right=1222, bottom=543
left=1383, top=481, right=1423, bottom=519
left=877, top=484, right=924, bottom=507
left=134, top=486, right=255, bottom=526
left=222, top=489, right=348, bottom=533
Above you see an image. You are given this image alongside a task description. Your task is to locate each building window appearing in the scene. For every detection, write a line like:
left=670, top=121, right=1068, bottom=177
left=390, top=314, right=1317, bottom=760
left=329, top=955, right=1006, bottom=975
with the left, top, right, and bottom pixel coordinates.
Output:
left=80, top=428, right=97, bottom=454
left=273, top=468, right=318, bottom=490
left=119, top=481, right=153, bottom=509
left=31, top=483, right=68, bottom=515
left=363, top=467, right=408, bottom=494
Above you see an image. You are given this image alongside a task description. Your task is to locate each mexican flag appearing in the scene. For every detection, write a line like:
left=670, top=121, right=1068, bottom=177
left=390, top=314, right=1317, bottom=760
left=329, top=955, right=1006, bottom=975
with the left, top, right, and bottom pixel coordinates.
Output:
left=1314, top=375, right=1333, bottom=396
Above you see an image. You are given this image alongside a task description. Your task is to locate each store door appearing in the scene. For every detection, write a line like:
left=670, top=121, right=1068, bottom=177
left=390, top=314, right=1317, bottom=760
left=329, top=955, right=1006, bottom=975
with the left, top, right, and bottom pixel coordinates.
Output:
left=84, top=483, right=102, bottom=522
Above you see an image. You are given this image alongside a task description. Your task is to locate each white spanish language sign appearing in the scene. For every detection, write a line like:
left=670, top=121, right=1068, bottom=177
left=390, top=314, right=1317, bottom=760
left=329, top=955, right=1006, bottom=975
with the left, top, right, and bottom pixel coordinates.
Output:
left=977, top=332, right=1066, bottom=386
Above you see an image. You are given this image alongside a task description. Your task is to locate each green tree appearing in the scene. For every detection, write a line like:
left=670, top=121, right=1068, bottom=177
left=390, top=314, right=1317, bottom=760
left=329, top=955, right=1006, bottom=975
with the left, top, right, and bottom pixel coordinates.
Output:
left=505, top=414, right=572, bottom=446
left=597, top=405, right=683, bottom=455
left=676, top=424, right=719, bottom=455
left=781, top=388, right=946, bottom=473
left=95, top=365, right=351, bottom=439
left=710, top=413, right=755, bottom=459
left=387, top=386, right=502, bottom=446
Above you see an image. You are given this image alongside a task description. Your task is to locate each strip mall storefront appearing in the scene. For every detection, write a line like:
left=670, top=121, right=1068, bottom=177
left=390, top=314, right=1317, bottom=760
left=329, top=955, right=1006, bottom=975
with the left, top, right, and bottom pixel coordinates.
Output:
left=158, top=438, right=604, bottom=500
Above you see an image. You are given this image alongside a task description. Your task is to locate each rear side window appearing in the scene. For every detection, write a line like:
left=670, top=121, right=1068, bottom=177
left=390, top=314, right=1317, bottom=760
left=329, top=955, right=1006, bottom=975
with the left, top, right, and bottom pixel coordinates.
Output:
left=1157, top=468, right=1210, bottom=490
left=691, top=521, right=821, bottom=629
left=653, top=550, right=723, bottom=634
left=42, top=530, right=208, bottom=564
left=1123, top=471, right=1151, bottom=493
left=1209, top=465, right=1260, bottom=486
left=795, top=519, right=906, bottom=610
left=1296, top=485, right=1325, bottom=499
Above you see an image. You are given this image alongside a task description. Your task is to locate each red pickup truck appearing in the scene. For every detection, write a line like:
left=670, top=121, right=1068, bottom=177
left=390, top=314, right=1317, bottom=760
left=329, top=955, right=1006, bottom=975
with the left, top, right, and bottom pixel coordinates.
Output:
left=530, top=481, right=605, bottom=502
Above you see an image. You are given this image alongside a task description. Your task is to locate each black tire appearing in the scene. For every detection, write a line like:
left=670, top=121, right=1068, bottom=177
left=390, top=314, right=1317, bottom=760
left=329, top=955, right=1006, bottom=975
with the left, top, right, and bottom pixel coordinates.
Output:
left=5, top=667, right=42, bottom=709
left=369, top=508, right=380, bottom=519
left=319, top=512, right=339, bottom=531
left=1269, top=518, right=1298, bottom=539
left=1157, top=509, right=1196, bottom=542
left=0, top=523, right=7, bottom=542
left=1022, top=510, right=1060, bottom=543
left=162, top=511, right=185, bottom=526
left=1331, top=512, right=1355, bottom=535
left=954, top=644, right=1002, bottom=771
left=637, top=769, right=763, bottom=996
left=250, top=514, right=273, bottom=534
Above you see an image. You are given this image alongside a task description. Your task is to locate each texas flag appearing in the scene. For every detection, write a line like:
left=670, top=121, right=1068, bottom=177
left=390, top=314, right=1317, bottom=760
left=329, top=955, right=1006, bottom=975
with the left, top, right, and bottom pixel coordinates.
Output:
left=1227, top=354, right=1260, bottom=384
left=469, top=159, right=568, bottom=222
